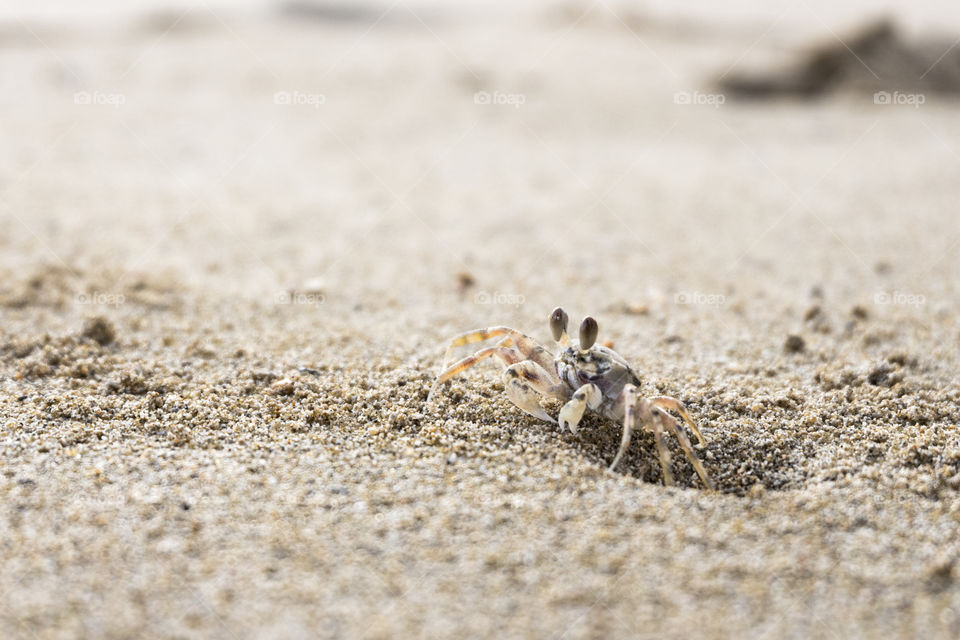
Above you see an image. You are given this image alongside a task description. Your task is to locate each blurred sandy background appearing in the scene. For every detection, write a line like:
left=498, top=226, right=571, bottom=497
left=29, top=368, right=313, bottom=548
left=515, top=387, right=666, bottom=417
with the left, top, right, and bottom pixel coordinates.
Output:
left=2, top=1, right=960, bottom=638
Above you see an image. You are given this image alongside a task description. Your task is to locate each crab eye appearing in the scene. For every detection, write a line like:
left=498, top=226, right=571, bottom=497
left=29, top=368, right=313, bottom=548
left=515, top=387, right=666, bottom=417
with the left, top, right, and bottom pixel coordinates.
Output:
left=549, top=307, right=568, bottom=342
left=579, top=316, right=598, bottom=350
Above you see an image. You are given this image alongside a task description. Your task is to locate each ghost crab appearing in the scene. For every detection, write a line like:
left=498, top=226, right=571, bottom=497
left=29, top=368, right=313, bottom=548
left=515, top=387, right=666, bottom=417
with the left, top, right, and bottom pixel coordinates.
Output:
left=427, top=308, right=714, bottom=489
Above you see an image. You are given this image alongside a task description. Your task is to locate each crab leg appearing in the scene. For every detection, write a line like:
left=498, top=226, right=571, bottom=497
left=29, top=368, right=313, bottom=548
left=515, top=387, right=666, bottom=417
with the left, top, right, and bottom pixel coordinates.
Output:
left=558, top=383, right=602, bottom=434
left=427, top=339, right=523, bottom=403
left=440, top=326, right=558, bottom=382
left=611, top=386, right=677, bottom=485
left=441, top=326, right=514, bottom=364
left=648, top=396, right=707, bottom=447
left=655, top=410, right=714, bottom=490
left=610, top=384, right=638, bottom=472
left=649, top=408, right=676, bottom=486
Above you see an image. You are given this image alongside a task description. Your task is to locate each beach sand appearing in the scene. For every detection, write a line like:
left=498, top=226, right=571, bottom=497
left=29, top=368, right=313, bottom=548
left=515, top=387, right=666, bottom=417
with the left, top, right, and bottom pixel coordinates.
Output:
left=1, top=3, right=959, bottom=638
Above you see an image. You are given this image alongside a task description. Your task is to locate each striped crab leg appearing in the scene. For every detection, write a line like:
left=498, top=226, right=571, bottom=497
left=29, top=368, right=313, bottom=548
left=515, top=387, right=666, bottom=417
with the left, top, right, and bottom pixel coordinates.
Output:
left=648, top=396, right=707, bottom=447
left=654, top=407, right=715, bottom=490
left=427, top=338, right=523, bottom=403
left=439, top=326, right=558, bottom=383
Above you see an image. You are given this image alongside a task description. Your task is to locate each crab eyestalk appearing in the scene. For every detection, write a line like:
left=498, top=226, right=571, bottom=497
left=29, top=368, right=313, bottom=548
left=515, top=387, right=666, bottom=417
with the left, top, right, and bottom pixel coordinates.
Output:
left=579, top=316, right=598, bottom=350
left=550, top=307, right=570, bottom=345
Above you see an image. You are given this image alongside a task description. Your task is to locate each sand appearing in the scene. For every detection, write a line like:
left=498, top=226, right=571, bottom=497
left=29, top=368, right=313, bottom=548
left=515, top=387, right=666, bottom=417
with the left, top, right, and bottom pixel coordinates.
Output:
left=2, top=2, right=959, bottom=638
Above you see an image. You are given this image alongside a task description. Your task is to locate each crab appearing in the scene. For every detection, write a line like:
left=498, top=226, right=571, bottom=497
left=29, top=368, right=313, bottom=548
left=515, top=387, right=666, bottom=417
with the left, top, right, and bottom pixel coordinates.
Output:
left=427, top=307, right=714, bottom=489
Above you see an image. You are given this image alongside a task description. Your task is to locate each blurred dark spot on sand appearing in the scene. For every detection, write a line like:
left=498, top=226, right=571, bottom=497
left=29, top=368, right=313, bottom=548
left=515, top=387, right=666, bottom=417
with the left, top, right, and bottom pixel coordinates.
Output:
left=277, top=1, right=425, bottom=26
left=456, top=271, right=475, bottom=294
left=784, top=334, right=805, bottom=353
left=81, top=316, right=117, bottom=347
left=721, top=20, right=960, bottom=99
left=137, top=10, right=216, bottom=35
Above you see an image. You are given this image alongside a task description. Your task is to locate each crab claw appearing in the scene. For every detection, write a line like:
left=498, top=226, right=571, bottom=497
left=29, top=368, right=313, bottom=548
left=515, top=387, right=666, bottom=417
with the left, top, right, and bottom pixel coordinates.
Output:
left=558, top=383, right=602, bottom=435
left=558, top=401, right=585, bottom=434
left=505, top=378, right=555, bottom=423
